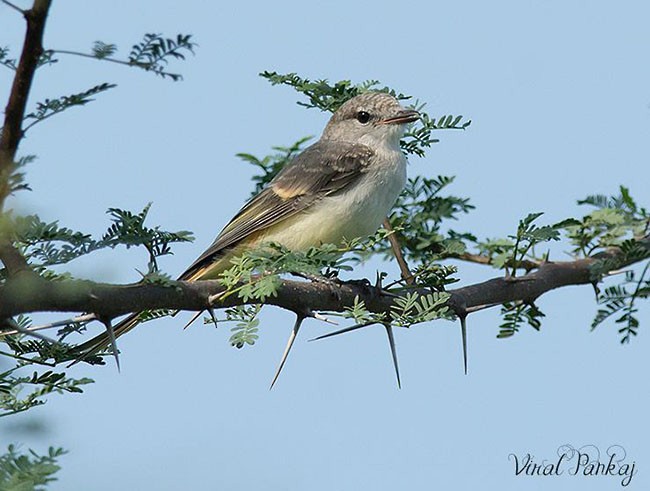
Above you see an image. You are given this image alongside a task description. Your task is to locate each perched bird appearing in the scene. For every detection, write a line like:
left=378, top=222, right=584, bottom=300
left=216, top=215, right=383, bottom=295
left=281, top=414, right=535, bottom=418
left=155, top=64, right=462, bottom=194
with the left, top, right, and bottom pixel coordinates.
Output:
left=74, top=92, right=419, bottom=386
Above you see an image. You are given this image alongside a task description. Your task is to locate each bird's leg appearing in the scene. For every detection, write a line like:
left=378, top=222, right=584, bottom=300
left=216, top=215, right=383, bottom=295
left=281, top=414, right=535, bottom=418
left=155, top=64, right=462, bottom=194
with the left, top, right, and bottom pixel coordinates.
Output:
left=383, top=323, right=401, bottom=389
left=269, top=314, right=305, bottom=389
left=290, top=271, right=344, bottom=302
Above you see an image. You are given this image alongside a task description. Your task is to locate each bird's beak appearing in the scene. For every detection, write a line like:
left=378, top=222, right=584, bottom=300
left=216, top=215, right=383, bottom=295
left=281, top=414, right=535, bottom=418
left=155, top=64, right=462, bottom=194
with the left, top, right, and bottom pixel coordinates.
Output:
left=380, top=109, right=420, bottom=125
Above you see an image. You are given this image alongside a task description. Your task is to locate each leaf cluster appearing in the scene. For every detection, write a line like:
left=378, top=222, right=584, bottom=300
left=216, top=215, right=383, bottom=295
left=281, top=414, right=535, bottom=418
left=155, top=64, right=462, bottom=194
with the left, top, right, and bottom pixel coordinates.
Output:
left=127, top=33, right=196, bottom=81
left=0, top=445, right=65, bottom=491
left=592, top=267, right=650, bottom=343
left=102, top=204, right=194, bottom=273
left=390, top=291, right=451, bottom=327
left=0, top=46, right=17, bottom=70
left=567, top=185, right=648, bottom=257
left=260, top=71, right=391, bottom=113
left=471, top=187, right=649, bottom=340
left=0, top=204, right=193, bottom=281
left=0, top=155, right=34, bottom=205
left=225, top=305, right=262, bottom=348
left=91, top=41, right=117, bottom=59
left=342, top=296, right=381, bottom=325
left=0, top=364, right=92, bottom=417
left=401, top=112, right=471, bottom=157
left=219, top=242, right=351, bottom=303
left=23, top=83, right=116, bottom=133
left=375, top=175, right=475, bottom=265
left=259, top=71, right=471, bottom=157
left=497, top=302, right=545, bottom=338
left=475, top=214, right=574, bottom=273
left=506, top=212, right=571, bottom=276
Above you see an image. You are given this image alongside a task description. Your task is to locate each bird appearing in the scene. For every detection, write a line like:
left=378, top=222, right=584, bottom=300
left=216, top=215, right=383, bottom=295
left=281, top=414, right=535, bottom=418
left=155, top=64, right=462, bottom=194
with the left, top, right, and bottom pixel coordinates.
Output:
left=73, top=91, right=419, bottom=386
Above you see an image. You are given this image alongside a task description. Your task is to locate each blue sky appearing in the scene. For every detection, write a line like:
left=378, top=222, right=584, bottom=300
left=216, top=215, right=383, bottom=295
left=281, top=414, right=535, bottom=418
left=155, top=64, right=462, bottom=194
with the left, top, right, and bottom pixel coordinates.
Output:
left=1, top=1, right=649, bottom=489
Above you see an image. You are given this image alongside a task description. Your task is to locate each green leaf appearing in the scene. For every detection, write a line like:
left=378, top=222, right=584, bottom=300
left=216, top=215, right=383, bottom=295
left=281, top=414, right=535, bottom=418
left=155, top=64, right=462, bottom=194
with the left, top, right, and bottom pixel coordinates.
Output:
left=0, top=445, right=66, bottom=490
left=23, top=83, right=117, bottom=132
left=128, top=33, right=196, bottom=81
left=91, top=41, right=117, bottom=59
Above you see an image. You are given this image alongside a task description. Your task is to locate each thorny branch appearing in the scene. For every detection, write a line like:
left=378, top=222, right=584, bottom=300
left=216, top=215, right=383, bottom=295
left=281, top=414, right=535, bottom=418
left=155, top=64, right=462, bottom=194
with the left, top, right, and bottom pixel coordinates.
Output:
left=0, top=238, right=647, bottom=335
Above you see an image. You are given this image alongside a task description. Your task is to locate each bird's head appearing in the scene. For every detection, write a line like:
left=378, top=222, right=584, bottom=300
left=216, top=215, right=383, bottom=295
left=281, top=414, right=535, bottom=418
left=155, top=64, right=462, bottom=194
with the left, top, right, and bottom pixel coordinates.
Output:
left=321, top=92, right=420, bottom=147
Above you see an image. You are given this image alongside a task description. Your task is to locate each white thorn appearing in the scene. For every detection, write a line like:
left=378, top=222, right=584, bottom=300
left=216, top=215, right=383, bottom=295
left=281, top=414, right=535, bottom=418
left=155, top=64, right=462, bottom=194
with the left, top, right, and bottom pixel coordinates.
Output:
left=269, top=316, right=303, bottom=389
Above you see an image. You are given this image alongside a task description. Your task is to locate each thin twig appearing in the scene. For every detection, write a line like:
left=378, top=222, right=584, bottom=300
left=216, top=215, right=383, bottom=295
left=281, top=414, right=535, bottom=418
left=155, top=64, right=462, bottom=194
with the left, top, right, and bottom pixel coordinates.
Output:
left=52, top=49, right=135, bottom=67
left=51, top=49, right=181, bottom=79
left=383, top=218, right=414, bottom=285
left=455, top=252, right=541, bottom=271
left=22, top=102, right=73, bottom=133
left=0, top=349, right=55, bottom=366
left=3, top=317, right=57, bottom=344
left=1, top=0, right=25, bottom=14
left=0, top=313, right=97, bottom=337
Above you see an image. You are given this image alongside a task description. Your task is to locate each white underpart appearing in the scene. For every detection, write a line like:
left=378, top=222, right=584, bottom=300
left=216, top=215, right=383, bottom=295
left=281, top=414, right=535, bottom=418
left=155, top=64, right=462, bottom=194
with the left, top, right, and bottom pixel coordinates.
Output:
left=258, top=126, right=408, bottom=249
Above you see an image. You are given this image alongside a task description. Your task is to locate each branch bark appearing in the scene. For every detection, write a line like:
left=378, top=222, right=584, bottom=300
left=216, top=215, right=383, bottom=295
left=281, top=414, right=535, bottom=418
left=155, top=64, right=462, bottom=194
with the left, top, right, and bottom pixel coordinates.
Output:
left=0, top=0, right=52, bottom=209
left=0, top=239, right=647, bottom=325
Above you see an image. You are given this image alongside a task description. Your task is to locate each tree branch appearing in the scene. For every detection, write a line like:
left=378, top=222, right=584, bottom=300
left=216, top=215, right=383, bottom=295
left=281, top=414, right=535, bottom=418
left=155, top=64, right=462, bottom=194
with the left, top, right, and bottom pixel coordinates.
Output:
left=454, top=252, right=541, bottom=271
left=0, top=0, right=52, bottom=209
left=383, top=218, right=414, bottom=284
left=1, top=0, right=26, bottom=14
left=0, top=239, right=647, bottom=327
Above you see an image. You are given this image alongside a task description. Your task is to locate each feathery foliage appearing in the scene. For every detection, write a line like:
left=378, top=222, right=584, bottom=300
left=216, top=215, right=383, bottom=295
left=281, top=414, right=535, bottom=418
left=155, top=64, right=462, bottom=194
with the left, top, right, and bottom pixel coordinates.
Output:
left=260, top=71, right=471, bottom=157
left=0, top=445, right=66, bottom=491
left=497, top=302, right=546, bottom=339
left=128, top=33, right=196, bottom=80
left=0, top=365, right=92, bottom=417
left=0, top=47, right=17, bottom=70
left=23, top=83, right=116, bottom=133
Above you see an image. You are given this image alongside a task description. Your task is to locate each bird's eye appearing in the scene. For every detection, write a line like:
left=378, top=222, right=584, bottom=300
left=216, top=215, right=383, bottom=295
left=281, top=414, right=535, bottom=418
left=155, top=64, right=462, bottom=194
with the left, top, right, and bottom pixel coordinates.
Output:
left=356, top=111, right=371, bottom=124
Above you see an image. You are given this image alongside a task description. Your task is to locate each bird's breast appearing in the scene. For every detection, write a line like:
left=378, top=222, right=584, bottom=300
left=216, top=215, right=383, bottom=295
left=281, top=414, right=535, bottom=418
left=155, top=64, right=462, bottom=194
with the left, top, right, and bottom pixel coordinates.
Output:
left=259, top=148, right=407, bottom=249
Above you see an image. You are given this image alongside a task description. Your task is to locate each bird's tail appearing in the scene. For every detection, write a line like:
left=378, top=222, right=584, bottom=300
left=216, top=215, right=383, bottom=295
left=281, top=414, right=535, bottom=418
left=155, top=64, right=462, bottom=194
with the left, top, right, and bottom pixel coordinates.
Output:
left=68, top=249, right=232, bottom=363
left=69, top=312, right=142, bottom=363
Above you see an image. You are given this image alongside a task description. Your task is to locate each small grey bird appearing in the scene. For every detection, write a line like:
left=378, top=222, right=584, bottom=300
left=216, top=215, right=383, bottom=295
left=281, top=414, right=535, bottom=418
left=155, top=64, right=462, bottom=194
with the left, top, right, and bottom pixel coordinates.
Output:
left=75, top=92, right=419, bottom=386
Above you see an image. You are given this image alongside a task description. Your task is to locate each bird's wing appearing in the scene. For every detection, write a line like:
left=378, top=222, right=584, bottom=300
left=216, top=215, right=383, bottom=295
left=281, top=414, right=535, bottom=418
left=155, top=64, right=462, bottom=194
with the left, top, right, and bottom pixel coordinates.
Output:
left=179, top=140, right=374, bottom=279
